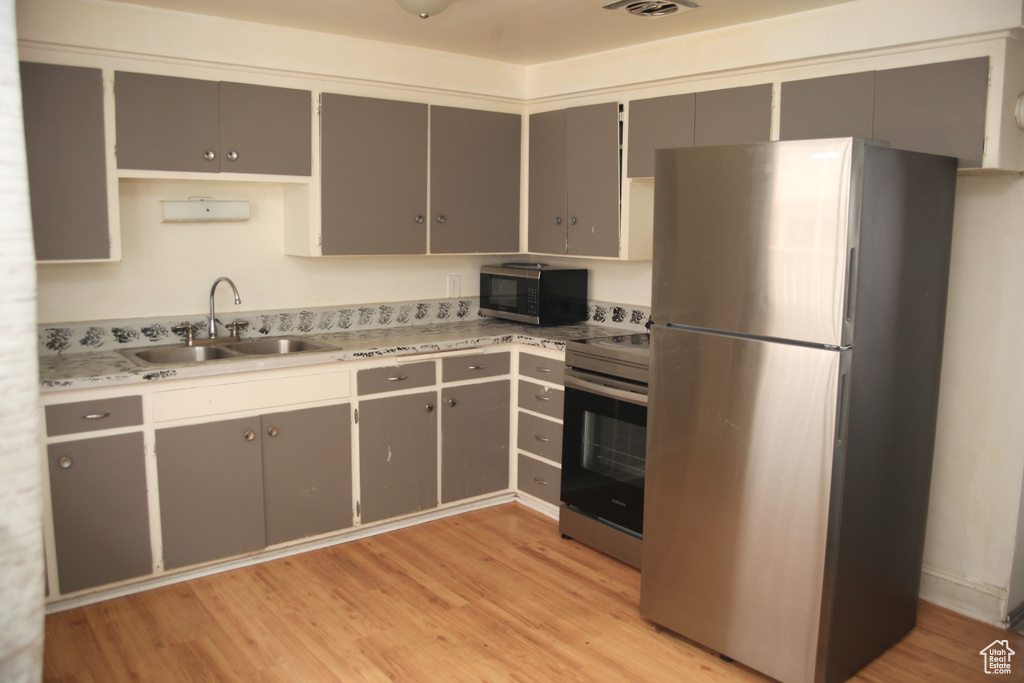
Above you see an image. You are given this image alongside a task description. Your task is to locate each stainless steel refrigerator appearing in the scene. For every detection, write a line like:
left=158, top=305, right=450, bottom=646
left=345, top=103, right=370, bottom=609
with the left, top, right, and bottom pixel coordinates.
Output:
left=640, top=138, right=958, bottom=683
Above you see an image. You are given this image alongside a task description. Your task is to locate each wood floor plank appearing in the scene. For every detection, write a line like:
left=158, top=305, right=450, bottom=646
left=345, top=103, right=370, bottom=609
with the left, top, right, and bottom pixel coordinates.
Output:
left=44, top=503, right=1024, bottom=682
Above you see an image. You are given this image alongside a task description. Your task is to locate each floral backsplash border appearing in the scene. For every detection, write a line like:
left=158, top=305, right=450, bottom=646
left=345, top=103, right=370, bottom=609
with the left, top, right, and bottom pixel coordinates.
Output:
left=38, top=298, right=652, bottom=356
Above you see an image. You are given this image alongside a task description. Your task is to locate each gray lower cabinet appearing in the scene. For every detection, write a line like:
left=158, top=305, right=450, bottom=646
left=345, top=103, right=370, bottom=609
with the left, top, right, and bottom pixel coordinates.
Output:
left=320, top=94, right=428, bottom=255
left=359, top=391, right=439, bottom=524
left=156, top=417, right=267, bottom=570
left=780, top=57, right=990, bottom=167
left=441, top=380, right=510, bottom=503
left=114, top=71, right=311, bottom=175
left=20, top=61, right=111, bottom=261
left=262, top=404, right=353, bottom=546
left=429, top=106, right=521, bottom=254
left=529, top=103, right=620, bottom=257
left=48, top=433, right=152, bottom=593
left=157, top=404, right=352, bottom=568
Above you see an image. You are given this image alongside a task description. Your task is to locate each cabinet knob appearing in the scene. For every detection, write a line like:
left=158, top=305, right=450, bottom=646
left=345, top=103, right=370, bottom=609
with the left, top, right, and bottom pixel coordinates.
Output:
left=425, top=403, right=434, bottom=412
left=569, top=216, right=577, bottom=226
left=226, top=150, right=238, bottom=161
left=267, top=427, right=278, bottom=437
left=447, top=398, right=457, bottom=407
left=555, top=217, right=563, bottom=225
left=244, top=430, right=256, bottom=441
left=58, top=457, right=73, bottom=470
left=436, top=215, right=446, bottom=224
left=204, top=150, right=216, bottom=161
left=415, top=215, right=425, bottom=224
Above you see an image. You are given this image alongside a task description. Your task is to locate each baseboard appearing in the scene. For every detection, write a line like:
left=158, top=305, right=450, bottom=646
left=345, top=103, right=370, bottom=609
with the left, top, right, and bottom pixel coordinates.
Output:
left=919, top=564, right=1009, bottom=627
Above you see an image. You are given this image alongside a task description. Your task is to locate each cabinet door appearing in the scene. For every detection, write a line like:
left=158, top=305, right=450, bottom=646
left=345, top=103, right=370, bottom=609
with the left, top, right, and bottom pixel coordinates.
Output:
left=115, top=71, right=220, bottom=173
left=694, top=83, right=773, bottom=147
left=359, top=391, right=438, bottom=524
left=156, top=417, right=266, bottom=569
left=780, top=72, right=876, bottom=142
left=261, top=404, right=353, bottom=546
left=627, top=93, right=696, bottom=178
left=528, top=109, right=568, bottom=255
left=219, top=81, right=311, bottom=176
left=48, top=433, right=151, bottom=593
left=441, top=380, right=510, bottom=504
left=321, top=94, right=428, bottom=255
left=20, top=62, right=111, bottom=261
left=566, top=102, right=621, bottom=257
left=873, top=57, right=989, bottom=167
left=430, top=106, right=520, bottom=254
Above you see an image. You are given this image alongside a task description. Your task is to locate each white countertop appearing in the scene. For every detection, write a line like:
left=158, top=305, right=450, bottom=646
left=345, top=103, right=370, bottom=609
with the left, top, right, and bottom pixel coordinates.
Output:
left=39, top=319, right=625, bottom=392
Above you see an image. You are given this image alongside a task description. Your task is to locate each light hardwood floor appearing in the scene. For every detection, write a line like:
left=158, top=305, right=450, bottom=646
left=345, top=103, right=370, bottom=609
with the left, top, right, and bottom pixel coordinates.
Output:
left=44, top=503, right=1022, bottom=682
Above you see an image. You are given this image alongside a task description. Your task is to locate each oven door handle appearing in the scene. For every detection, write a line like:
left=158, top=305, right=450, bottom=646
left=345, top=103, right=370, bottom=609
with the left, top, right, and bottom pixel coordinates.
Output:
left=564, top=371, right=648, bottom=407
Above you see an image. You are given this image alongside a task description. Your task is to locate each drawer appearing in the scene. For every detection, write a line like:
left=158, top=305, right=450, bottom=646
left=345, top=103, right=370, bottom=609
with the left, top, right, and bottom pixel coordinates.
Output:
left=519, top=351, right=564, bottom=385
left=357, top=361, right=435, bottom=396
left=518, top=412, right=563, bottom=463
left=518, top=379, right=564, bottom=420
left=442, top=352, right=510, bottom=383
left=517, top=453, right=561, bottom=506
left=45, top=396, right=143, bottom=436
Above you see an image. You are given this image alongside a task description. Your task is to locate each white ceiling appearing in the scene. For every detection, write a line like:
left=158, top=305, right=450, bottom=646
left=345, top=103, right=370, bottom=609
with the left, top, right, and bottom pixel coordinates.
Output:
left=102, top=0, right=855, bottom=66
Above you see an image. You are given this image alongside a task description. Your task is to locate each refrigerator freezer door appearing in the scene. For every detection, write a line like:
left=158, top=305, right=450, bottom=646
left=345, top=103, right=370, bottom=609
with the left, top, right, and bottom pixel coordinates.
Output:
left=641, top=325, right=847, bottom=683
left=652, top=138, right=860, bottom=347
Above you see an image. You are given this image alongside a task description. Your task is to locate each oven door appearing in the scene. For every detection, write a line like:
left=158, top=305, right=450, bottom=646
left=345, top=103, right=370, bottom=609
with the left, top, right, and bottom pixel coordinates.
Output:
left=560, top=368, right=647, bottom=536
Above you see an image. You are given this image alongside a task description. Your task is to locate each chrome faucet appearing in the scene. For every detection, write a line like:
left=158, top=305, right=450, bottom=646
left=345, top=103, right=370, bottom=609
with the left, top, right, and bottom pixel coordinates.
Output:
left=208, top=276, right=241, bottom=338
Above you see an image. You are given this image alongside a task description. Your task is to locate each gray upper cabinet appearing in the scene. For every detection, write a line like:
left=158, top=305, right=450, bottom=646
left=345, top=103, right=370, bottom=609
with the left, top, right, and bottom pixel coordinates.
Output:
left=48, top=432, right=152, bottom=593
left=873, top=58, right=989, bottom=167
left=359, top=390, right=439, bottom=524
left=261, top=404, right=353, bottom=546
left=693, top=83, right=773, bottom=147
left=780, top=72, right=876, bottom=142
left=780, top=58, right=989, bottom=167
left=529, top=102, right=620, bottom=257
left=114, top=71, right=311, bottom=175
left=321, top=94, right=428, bottom=255
left=627, top=93, right=696, bottom=178
left=156, top=417, right=267, bottom=570
left=440, top=380, right=511, bottom=504
left=429, top=106, right=521, bottom=254
left=20, top=62, right=111, bottom=261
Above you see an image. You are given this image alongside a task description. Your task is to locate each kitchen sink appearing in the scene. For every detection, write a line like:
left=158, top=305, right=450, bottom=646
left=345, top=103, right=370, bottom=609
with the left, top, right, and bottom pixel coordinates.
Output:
left=120, top=336, right=335, bottom=366
left=223, top=337, right=331, bottom=355
left=129, top=345, right=240, bottom=365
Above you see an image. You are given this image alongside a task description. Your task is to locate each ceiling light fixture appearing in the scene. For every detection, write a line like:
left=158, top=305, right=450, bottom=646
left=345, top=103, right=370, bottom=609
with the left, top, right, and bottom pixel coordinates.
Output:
left=395, top=0, right=454, bottom=19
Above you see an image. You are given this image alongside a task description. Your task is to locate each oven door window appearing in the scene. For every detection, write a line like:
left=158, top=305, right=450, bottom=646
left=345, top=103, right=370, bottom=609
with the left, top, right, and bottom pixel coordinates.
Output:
left=582, top=411, right=646, bottom=485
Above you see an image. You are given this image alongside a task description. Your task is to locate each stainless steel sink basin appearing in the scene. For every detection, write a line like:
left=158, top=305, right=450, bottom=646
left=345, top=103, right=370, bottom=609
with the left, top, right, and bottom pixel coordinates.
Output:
left=128, top=344, right=240, bottom=365
left=223, top=336, right=331, bottom=355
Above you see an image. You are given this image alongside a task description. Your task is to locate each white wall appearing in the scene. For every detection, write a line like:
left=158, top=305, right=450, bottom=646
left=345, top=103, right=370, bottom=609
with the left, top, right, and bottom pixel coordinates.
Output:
left=18, top=0, right=1024, bottom=626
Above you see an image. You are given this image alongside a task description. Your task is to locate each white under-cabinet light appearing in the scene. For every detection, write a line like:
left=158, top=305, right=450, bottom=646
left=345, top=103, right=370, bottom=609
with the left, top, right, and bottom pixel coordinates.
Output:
left=161, top=196, right=250, bottom=223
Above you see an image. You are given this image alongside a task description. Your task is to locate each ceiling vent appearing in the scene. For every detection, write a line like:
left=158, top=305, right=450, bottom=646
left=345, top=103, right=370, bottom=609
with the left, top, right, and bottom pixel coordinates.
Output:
left=602, top=0, right=699, bottom=18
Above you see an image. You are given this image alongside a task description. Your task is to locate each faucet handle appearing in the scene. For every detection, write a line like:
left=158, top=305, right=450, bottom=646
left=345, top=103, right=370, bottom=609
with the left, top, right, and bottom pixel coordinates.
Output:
left=172, top=323, right=197, bottom=346
left=227, top=320, right=249, bottom=338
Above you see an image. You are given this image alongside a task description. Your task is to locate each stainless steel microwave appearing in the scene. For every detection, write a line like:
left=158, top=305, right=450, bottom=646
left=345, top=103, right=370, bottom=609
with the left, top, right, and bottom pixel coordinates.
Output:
left=479, top=263, right=588, bottom=325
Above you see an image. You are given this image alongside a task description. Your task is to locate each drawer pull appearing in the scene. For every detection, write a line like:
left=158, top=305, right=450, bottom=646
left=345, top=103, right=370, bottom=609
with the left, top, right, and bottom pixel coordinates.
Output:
left=534, top=434, right=550, bottom=443
left=387, top=375, right=409, bottom=382
left=534, top=394, right=551, bottom=401
left=536, top=366, right=552, bottom=373
left=467, top=365, right=486, bottom=370
left=82, top=412, right=111, bottom=421
left=59, top=457, right=73, bottom=469
left=533, top=477, right=549, bottom=486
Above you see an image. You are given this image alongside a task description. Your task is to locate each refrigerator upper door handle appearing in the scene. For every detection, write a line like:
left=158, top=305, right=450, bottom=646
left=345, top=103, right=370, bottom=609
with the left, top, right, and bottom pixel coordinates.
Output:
left=844, top=247, right=858, bottom=324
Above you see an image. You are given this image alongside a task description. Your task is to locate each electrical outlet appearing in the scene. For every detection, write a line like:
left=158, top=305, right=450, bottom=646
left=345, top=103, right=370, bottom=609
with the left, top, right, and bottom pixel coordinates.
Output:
left=447, top=274, right=460, bottom=298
